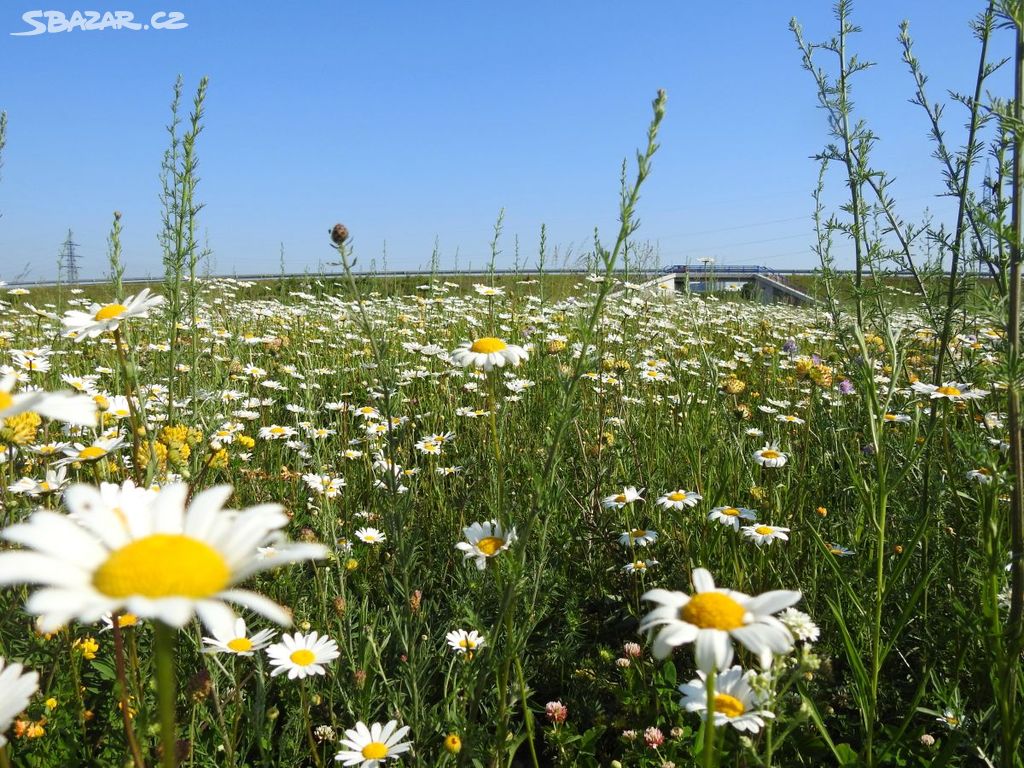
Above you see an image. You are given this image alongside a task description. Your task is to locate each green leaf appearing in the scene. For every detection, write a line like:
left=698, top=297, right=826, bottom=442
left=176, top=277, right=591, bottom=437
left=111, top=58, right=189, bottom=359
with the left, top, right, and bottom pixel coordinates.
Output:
left=661, top=659, right=677, bottom=687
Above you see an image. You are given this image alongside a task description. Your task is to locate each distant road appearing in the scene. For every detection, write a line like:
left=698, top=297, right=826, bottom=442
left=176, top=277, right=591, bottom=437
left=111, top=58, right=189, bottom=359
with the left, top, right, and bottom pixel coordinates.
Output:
left=3, top=266, right=933, bottom=289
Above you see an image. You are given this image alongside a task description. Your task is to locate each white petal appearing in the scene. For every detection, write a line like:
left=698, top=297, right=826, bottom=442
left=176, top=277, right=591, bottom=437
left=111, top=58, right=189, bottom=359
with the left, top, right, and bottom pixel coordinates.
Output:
left=691, top=568, right=716, bottom=592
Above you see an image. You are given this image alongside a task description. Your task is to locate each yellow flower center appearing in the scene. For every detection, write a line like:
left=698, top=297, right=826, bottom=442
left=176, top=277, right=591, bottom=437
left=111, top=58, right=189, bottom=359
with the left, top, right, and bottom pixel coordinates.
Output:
left=118, top=613, right=138, bottom=628
left=680, top=592, right=746, bottom=630
left=228, top=637, right=253, bottom=653
left=270, top=427, right=285, bottom=435
left=936, top=385, right=961, bottom=397
left=476, top=536, right=505, bottom=555
left=614, top=494, right=628, bottom=503
left=667, top=492, right=686, bottom=501
left=754, top=526, right=774, bottom=535
left=94, top=303, right=127, bottom=321
left=93, top=534, right=230, bottom=598
left=0, top=391, right=16, bottom=410
left=712, top=693, right=746, bottom=718
left=632, top=560, right=646, bottom=570
left=630, top=529, right=648, bottom=538
left=760, top=450, right=781, bottom=460
left=976, top=468, right=991, bottom=475
left=722, top=507, right=739, bottom=516
left=79, top=446, right=108, bottom=460
left=361, top=742, right=389, bottom=759
left=290, top=649, right=316, bottom=666
left=470, top=337, right=507, bottom=354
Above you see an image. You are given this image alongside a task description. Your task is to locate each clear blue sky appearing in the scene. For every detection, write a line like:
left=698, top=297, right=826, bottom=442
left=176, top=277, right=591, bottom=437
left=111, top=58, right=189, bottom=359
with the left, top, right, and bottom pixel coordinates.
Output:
left=0, top=1, right=1010, bottom=280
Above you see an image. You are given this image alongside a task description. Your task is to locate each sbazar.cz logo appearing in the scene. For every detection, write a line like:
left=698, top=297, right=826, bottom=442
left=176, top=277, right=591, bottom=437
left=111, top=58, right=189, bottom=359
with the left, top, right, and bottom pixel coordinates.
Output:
left=12, top=9, right=187, bottom=35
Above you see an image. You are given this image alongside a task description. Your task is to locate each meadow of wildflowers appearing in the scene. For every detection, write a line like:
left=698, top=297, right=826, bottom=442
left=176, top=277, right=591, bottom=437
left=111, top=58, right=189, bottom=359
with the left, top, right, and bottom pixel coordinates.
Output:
left=0, top=240, right=1018, bottom=766
left=2, top=3, right=1024, bottom=767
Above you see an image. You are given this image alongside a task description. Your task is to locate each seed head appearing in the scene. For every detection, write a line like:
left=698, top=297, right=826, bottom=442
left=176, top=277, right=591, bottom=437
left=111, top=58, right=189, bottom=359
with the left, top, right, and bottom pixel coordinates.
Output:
left=330, top=223, right=349, bottom=246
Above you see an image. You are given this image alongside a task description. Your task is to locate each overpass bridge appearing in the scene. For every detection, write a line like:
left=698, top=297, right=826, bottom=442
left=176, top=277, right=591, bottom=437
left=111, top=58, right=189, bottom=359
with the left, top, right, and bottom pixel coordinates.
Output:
left=637, top=264, right=819, bottom=306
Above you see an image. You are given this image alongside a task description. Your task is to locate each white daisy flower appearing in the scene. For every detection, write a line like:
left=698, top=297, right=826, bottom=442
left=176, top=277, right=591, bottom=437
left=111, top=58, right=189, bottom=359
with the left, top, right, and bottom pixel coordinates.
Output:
left=203, top=616, right=276, bottom=656
left=7, top=466, right=68, bottom=497
left=618, top=528, right=658, bottom=547
left=623, top=559, right=659, bottom=574
left=473, top=283, right=505, bottom=297
left=266, top=631, right=340, bottom=679
left=640, top=567, right=801, bottom=671
left=61, top=288, right=164, bottom=340
left=455, top=520, right=516, bottom=570
left=0, top=657, right=38, bottom=747
left=0, top=374, right=97, bottom=428
left=966, top=468, right=994, bottom=485
left=334, top=720, right=412, bottom=766
left=882, top=413, right=912, bottom=424
left=678, top=665, right=774, bottom=733
left=355, top=527, right=386, bottom=545
left=753, top=443, right=788, bottom=468
left=258, top=425, right=298, bottom=440
left=602, top=486, right=644, bottom=509
left=56, top=436, right=127, bottom=467
left=707, top=506, right=757, bottom=531
left=446, top=629, right=485, bottom=655
left=450, top=338, right=528, bottom=371
left=0, top=483, right=327, bottom=632
left=910, top=381, right=988, bottom=401
left=741, top=524, right=790, bottom=546
left=656, top=489, right=702, bottom=511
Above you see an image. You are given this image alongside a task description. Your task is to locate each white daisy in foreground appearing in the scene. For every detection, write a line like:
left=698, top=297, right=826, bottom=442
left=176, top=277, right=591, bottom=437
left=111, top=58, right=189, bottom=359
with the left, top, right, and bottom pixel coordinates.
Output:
left=335, top=720, right=412, bottom=766
left=456, top=520, right=517, bottom=570
left=0, top=374, right=97, bottom=427
left=203, top=616, right=276, bottom=656
left=707, top=506, right=757, bottom=531
left=640, top=567, right=801, bottom=671
left=602, top=486, right=644, bottom=509
left=753, top=443, right=788, bottom=468
left=618, top=527, right=658, bottom=547
left=266, top=631, right=340, bottom=679
left=678, top=665, right=773, bottom=733
left=62, top=288, right=164, bottom=340
left=0, top=657, right=38, bottom=747
left=446, top=629, right=485, bottom=655
left=741, top=524, right=790, bottom=546
left=450, top=337, right=528, bottom=370
left=910, top=381, right=988, bottom=401
left=0, top=483, right=327, bottom=632
left=656, top=489, right=702, bottom=510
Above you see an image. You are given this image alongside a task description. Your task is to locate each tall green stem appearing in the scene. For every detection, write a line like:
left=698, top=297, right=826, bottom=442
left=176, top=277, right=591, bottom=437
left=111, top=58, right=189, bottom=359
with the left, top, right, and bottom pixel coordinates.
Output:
left=703, top=666, right=717, bottom=768
left=154, top=622, right=178, bottom=768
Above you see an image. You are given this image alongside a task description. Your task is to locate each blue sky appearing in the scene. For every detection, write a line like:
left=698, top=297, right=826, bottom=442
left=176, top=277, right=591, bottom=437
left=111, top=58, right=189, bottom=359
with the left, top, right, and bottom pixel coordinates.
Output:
left=0, top=1, right=1010, bottom=280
